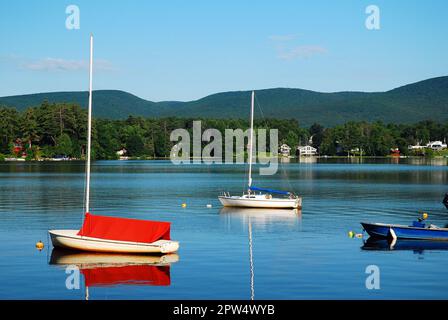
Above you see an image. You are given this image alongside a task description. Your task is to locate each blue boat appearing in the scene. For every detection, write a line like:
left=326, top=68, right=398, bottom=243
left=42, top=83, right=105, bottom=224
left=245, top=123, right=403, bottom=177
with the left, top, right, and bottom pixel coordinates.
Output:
left=361, top=221, right=448, bottom=241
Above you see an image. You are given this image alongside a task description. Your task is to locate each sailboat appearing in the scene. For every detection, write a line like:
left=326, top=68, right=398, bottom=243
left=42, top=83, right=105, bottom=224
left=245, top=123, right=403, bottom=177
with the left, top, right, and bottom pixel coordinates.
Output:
left=48, top=35, right=179, bottom=254
left=218, top=91, right=302, bottom=209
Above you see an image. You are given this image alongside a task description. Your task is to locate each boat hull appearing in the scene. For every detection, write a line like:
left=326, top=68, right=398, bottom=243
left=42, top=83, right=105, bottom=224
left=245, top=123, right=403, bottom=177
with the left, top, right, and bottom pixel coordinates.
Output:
left=49, top=230, right=179, bottom=254
left=361, top=222, right=448, bottom=241
left=218, top=196, right=301, bottom=209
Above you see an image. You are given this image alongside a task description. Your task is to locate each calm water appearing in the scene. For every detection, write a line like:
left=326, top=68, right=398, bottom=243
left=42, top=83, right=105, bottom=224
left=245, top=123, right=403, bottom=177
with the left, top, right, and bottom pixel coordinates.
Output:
left=1, top=158, right=448, bottom=299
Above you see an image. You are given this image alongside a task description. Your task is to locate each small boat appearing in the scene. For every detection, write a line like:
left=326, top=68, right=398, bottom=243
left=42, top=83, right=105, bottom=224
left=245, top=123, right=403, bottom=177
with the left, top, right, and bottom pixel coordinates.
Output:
left=49, top=213, right=179, bottom=254
left=219, top=188, right=302, bottom=209
left=443, top=193, right=448, bottom=210
left=48, top=35, right=179, bottom=254
left=361, top=214, right=448, bottom=241
left=218, top=91, right=302, bottom=209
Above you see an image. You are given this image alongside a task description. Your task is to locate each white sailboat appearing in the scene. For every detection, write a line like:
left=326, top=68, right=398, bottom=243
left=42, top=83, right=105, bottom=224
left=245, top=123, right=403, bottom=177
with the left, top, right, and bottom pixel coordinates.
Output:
left=218, top=91, right=302, bottom=209
left=48, top=35, right=179, bottom=254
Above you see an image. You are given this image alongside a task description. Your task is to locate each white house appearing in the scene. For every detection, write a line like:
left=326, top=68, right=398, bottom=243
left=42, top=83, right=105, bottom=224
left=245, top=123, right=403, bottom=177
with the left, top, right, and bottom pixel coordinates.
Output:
left=116, top=148, right=129, bottom=160
left=116, top=148, right=127, bottom=156
left=297, top=145, right=317, bottom=157
left=427, top=141, right=447, bottom=150
left=408, top=141, right=447, bottom=151
left=408, top=143, right=424, bottom=151
left=279, top=144, right=291, bottom=157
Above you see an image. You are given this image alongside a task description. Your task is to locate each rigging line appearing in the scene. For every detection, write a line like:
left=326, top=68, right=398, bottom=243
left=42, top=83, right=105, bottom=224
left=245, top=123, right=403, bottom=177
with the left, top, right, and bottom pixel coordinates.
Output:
left=254, top=94, right=266, bottom=122
left=243, top=161, right=248, bottom=194
left=82, top=157, right=87, bottom=220
left=255, top=93, right=297, bottom=195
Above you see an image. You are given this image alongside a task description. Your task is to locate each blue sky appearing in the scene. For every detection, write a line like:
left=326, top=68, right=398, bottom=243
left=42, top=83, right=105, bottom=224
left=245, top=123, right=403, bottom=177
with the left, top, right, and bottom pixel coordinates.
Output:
left=1, top=0, right=447, bottom=101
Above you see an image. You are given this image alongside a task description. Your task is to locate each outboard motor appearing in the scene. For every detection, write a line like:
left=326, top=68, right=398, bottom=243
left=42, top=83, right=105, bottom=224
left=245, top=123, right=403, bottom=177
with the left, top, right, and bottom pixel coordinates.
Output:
left=443, top=193, right=448, bottom=210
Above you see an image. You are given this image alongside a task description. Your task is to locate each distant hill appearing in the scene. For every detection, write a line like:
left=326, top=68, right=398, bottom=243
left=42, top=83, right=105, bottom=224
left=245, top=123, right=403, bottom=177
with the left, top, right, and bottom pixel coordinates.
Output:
left=1, top=76, right=448, bottom=127
left=0, top=90, right=157, bottom=120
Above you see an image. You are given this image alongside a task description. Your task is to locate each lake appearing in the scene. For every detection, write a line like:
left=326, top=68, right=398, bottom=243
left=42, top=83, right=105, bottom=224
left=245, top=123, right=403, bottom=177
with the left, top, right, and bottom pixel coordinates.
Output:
left=1, top=158, right=448, bottom=299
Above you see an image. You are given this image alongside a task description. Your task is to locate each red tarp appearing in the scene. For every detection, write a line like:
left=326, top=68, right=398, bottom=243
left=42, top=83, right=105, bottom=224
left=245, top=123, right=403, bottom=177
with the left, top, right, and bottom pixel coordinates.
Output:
left=81, top=265, right=171, bottom=287
left=77, top=213, right=171, bottom=243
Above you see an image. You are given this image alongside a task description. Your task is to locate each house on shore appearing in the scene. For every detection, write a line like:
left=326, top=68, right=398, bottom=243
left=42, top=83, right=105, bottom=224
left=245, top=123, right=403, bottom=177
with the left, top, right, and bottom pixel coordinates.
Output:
left=427, top=141, right=447, bottom=150
left=296, top=145, right=317, bottom=157
left=390, top=147, right=400, bottom=157
left=408, top=141, right=447, bottom=151
left=279, top=144, right=291, bottom=157
left=116, top=148, right=128, bottom=160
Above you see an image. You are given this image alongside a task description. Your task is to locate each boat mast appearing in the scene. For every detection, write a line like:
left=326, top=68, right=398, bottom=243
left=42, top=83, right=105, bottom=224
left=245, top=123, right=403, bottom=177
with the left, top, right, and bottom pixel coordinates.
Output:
left=248, top=91, right=255, bottom=190
left=85, top=34, right=93, bottom=213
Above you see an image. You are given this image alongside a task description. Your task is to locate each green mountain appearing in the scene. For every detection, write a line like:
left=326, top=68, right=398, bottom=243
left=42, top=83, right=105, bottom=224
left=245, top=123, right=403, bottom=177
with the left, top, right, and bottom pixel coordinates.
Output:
left=0, top=90, right=157, bottom=120
left=1, top=76, right=448, bottom=127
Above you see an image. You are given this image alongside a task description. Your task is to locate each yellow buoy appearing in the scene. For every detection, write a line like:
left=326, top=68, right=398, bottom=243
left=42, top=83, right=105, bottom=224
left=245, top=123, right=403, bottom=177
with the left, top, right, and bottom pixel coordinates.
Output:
left=348, top=231, right=355, bottom=238
left=36, top=241, right=44, bottom=251
left=181, top=203, right=187, bottom=208
left=423, top=212, right=428, bottom=220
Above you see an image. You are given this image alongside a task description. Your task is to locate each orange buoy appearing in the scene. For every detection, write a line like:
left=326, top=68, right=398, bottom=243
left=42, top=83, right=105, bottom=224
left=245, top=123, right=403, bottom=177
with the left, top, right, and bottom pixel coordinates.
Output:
left=36, top=241, right=44, bottom=251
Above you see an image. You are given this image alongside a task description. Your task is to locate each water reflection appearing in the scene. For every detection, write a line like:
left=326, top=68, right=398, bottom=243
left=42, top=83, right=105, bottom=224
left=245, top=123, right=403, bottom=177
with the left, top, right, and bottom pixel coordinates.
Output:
left=297, top=157, right=317, bottom=164
left=219, top=207, right=301, bottom=228
left=219, top=207, right=301, bottom=300
left=406, top=157, right=447, bottom=166
left=50, top=249, right=178, bottom=288
left=362, top=237, right=448, bottom=254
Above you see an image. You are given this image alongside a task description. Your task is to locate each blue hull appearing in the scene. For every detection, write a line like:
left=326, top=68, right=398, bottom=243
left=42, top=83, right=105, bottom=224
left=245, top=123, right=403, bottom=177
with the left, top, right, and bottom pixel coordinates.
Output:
left=361, top=222, right=448, bottom=241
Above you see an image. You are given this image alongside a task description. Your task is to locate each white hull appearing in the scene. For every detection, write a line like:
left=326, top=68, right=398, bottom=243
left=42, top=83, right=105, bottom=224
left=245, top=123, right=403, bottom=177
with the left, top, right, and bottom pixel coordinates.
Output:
left=49, top=230, right=179, bottom=254
left=218, top=195, right=302, bottom=209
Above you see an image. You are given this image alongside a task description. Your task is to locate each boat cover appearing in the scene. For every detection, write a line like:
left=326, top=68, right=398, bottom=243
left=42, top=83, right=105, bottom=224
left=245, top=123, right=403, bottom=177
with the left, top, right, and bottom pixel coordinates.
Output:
left=77, top=213, right=171, bottom=243
left=81, top=265, right=170, bottom=287
left=249, top=186, right=290, bottom=195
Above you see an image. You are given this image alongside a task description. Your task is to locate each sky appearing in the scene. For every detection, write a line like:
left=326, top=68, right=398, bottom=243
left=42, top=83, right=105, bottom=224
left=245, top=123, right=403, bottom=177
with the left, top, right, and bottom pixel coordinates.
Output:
left=1, top=0, right=447, bottom=101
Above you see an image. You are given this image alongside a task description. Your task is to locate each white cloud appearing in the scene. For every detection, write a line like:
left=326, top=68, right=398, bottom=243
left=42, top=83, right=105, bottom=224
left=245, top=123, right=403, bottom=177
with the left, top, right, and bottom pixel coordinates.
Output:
left=268, top=34, right=298, bottom=42
left=268, top=33, right=327, bottom=60
left=277, top=45, right=327, bottom=60
left=23, top=58, right=86, bottom=71
left=10, top=57, right=115, bottom=72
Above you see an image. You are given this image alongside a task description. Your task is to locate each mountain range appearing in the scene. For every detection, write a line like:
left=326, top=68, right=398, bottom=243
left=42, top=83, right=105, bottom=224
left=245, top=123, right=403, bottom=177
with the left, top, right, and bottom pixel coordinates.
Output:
left=1, top=76, right=447, bottom=127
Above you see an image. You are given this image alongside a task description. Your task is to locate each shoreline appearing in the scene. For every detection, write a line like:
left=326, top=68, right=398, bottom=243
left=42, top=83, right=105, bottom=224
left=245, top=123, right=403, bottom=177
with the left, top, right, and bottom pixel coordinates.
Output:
left=2, top=155, right=448, bottom=162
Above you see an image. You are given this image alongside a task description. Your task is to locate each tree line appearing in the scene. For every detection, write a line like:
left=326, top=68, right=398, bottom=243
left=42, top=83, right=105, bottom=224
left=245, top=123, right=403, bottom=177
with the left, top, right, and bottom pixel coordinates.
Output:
left=0, top=101, right=447, bottom=160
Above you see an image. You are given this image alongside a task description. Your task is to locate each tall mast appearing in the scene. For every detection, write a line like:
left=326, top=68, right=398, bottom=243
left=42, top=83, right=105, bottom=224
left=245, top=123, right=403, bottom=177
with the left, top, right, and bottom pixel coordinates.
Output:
left=85, top=34, right=93, bottom=213
left=248, top=91, right=255, bottom=189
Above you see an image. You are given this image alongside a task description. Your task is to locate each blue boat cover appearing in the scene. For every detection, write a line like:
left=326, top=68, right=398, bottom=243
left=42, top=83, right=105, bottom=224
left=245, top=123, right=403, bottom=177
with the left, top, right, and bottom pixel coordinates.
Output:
left=249, top=186, right=290, bottom=195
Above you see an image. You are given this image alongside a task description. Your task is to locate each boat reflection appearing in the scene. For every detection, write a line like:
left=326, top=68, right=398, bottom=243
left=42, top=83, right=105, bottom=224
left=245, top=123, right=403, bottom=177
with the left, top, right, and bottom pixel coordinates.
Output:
left=50, top=248, right=178, bottom=287
left=219, top=207, right=301, bottom=299
left=362, top=237, right=448, bottom=253
left=219, top=207, right=301, bottom=226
